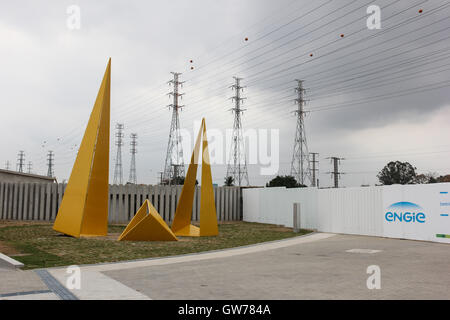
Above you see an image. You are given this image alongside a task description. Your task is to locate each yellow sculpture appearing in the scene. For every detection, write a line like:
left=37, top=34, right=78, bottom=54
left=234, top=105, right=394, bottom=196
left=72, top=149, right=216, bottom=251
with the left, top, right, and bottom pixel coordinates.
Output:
left=171, top=118, right=219, bottom=237
left=118, top=200, right=178, bottom=241
left=53, top=59, right=111, bottom=238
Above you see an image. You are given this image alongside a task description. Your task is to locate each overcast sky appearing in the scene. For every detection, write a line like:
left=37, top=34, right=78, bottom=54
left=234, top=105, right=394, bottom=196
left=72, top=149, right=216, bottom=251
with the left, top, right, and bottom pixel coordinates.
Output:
left=1, top=0, right=449, bottom=187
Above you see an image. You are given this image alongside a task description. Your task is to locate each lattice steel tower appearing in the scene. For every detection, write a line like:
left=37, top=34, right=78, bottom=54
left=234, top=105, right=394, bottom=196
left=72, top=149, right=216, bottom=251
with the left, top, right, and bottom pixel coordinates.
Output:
left=226, top=77, right=249, bottom=186
left=128, top=133, right=137, bottom=184
left=27, top=161, right=33, bottom=174
left=17, top=151, right=25, bottom=172
left=113, top=123, right=124, bottom=185
left=163, top=72, right=185, bottom=185
left=47, top=151, right=54, bottom=177
left=290, top=80, right=312, bottom=186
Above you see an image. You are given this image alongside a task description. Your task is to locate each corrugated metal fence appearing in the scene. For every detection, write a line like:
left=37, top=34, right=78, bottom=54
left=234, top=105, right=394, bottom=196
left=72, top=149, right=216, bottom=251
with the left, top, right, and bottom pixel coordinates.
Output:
left=0, top=182, right=242, bottom=224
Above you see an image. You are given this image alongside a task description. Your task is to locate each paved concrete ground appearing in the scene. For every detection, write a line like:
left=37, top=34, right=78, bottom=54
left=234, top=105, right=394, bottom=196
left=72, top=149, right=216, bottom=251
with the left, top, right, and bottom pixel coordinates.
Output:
left=0, top=268, right=59, bottom=300
left=1, top=233, right=449, bottom=299
left=104, top=234, right=450, bottom=299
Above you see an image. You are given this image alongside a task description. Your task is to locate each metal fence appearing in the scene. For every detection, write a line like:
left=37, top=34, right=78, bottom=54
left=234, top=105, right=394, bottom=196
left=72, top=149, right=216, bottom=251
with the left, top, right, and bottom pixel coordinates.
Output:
left=0, top=182, right=242, bottom=224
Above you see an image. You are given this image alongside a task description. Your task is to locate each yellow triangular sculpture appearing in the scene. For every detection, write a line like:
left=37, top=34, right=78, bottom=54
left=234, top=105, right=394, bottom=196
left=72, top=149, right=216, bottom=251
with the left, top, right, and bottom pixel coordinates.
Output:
left=53, top=59, right=111, bottom=238
left=118, top=200, right=178, bottom=241
left=171, top=118, right=219, bottom=237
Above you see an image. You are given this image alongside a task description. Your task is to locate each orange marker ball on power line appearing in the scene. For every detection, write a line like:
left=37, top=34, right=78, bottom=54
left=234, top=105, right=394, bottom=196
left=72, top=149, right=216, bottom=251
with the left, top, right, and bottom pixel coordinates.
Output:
left=190, top=60, right=193, bottom=63
left=310, top=53, right=313, bottom=57
left=418, top=9, right=423, bottom=13
left=340, top=34, right=344, bottom=38
left=245, top=37, right=248, bottom=41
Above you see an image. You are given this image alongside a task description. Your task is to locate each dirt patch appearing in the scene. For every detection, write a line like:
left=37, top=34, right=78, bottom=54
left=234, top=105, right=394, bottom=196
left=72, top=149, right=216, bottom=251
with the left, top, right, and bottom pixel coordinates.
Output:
left=83, top=233, right=122, bottom=241
left=0, top=220, right=50, bottom=228
left=0, top=240, right=21, bottom=255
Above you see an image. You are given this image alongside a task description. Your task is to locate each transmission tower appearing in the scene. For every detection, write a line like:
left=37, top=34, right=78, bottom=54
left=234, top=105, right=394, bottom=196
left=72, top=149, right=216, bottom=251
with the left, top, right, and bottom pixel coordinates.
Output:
left=17, top=151, right=25, bottom=172
left=113, top=123, right=124, bottom=185
left=226, top=77, right=249, bottom=186
left=326, top=157, right=345, bottom=188
left=27, top=161, right=33, bottom=174
left=163, top=72, right=185, bottom=185
left=128, top=133, right=137, bottom=184
left=47, top=151, right=54, bottom=177
left=290, top=80, right=312, bottom=186
left=5, top=161, right=10, bottom=170
left=310, top=152, right=319, bottom=187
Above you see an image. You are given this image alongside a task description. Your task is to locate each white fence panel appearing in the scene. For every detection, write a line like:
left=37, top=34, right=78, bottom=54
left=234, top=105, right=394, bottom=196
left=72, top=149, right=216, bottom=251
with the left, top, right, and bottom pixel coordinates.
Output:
left=242, top=183, right=450, bottom=243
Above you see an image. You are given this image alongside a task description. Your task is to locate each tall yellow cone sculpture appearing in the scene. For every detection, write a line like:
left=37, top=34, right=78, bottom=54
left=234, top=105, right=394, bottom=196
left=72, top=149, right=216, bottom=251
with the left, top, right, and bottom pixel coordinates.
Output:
left=118, top=200, right=178, bottom=241
left=53, top=59, right=111, bottom=238
left=171, top=118, right=219, bottom=237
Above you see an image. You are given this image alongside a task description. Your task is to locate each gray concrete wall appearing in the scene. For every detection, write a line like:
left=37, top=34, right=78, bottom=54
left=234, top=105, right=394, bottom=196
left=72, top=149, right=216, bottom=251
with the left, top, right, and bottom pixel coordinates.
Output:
left=0, top=169, right=55, bottom=184
left=0, top=182, right=242, bottom=224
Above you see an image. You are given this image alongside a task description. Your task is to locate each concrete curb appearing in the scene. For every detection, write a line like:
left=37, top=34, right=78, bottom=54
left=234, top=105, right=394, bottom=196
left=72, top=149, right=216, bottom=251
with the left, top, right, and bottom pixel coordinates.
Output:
left=0, top=252, right=24, bottom=269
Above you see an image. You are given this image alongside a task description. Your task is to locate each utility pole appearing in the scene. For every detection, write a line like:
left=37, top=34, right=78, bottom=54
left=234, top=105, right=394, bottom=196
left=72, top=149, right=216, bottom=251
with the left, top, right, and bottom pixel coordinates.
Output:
left=327, top=157, right=345, bottom=188
left=113, top=123, right=124, bottom=185
left=163, top=72, right=185, bottom=185
left=27, top=161, right=33, bottom=174
left=47, top=151, right=54, bottom=177
left=291, top=80, right=312, bottom=186
left=17, top=151, right=25, bottom=172
left=226, top=76, right=249, bottom=186
left=128, top=133, right=137, bottom=184
left=310, top=152, right=319, bottom=187
left=158, top=171, right=164, bottom=185
left=5, top=161, right=10, bottom=170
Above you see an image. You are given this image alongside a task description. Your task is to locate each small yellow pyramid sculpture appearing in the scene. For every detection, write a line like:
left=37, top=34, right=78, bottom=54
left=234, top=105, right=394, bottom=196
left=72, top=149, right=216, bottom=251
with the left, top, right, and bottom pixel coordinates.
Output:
left=118, top=200, right=178, bottom=241
left=171, top=118, right=219, bottom=237
left=53, top=59, right=111, bottom=238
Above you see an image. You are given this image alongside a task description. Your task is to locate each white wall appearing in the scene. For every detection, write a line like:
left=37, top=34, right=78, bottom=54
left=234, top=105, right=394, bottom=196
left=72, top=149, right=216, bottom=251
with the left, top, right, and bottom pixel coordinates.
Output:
left=243, top=183, right=450, bottom=244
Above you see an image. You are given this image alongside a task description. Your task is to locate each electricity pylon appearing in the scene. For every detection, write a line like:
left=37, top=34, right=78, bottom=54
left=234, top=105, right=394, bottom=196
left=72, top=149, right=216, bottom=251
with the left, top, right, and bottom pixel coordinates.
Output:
left=226, top=76, right=249, bottom=186
left=290, top=80, right=312, bottom=186
left=47, top=151, right=54, bottom=177
left=113, top=123, right=124, bottom=185
left=17, top=151, right=25, bottom=172
left=128, top=133, right=137, bottom=184
left=163, top=72, right=185, bottom=185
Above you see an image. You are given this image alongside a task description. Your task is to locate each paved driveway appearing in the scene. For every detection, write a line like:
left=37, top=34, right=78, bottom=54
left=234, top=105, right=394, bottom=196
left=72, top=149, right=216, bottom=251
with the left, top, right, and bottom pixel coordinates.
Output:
left=103, top=233, right=450, bottom=299
left=2, top=233, right=449, bottom=299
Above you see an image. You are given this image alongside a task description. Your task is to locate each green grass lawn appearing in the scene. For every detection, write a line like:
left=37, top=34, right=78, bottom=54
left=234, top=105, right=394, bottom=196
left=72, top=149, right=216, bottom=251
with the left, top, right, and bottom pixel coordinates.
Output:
left=0, top=221, right=311, bottom=269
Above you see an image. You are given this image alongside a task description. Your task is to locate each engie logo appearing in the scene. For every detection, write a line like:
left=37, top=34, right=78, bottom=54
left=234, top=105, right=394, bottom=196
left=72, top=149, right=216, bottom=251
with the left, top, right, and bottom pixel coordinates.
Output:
left=385, top=202, right=426, bottom=223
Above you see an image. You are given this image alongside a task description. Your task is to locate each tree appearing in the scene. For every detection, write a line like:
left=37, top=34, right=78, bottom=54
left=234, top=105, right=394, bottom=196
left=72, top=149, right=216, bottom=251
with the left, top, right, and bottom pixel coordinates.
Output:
left=377, top=161, right=416, bottom=185
left=437, top=174, right=450, bottom=183
left=224, top=176, right=235, bottom=186
left=266, top=175, right=306, bottom=188
left=170, top=176, right=198, bottom=185
left=414, top=172, right=438, bottom=184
